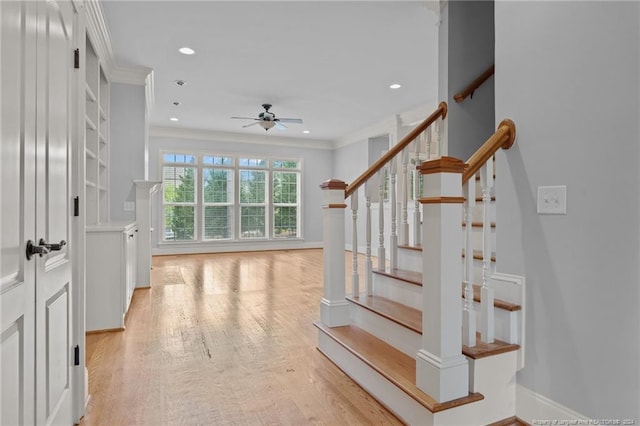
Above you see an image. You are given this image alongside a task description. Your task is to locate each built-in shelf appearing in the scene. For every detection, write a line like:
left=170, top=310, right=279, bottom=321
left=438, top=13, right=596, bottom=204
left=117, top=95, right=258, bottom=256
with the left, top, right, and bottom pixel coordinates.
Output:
left=98, top=159, right=107, bottom=168
left=99, top=107, right=107, bottom=121
left=86, top=180, right=97, bottom=188
left=99, top=133, right=107, bottom=144
left=86, top=116, right=97, bottom=131
left=86, top=148, right=97, bottom=159
left=99, top=185, right=108, bottom=192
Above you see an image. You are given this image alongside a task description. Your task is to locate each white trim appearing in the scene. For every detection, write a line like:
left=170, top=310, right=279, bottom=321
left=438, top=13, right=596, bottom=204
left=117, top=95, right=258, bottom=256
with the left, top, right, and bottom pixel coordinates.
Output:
left=516, top=384, right=589, bottom=424
left=84, top=0, right=115, bottom=77
left=490, top=272, right=526, bottom=370
left=150, top=126, right=332, bottom=150
left=153, top=241, right=322, bottom=256
left=145, top=71, right=154, bottom=116
left=110, top=64, right=152, bottom=85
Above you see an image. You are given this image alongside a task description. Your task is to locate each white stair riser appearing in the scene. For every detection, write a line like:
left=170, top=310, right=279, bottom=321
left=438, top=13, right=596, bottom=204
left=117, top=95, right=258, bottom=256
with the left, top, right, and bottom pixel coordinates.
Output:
left=397, top=248, right=496, bottom=283
left=461, top=299, right=520, bottom=345
left=467, top=226, right=496, bottom=251
left=471, top=201, right=495, bottom=223
left=372, top=273, right=422, bottom=310
left=317, top=330, right=437, bottom=425
left=350, top=302, right=421, bottom=358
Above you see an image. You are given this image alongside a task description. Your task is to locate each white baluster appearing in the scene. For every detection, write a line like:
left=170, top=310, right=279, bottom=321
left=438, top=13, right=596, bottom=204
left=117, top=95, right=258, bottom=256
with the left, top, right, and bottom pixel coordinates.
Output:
left=463, top=179, right=477, bottom=347
left=365, top=177, right=377, bottom=296
left=480, top=162, right=495, bottom=343
left=378, top=166, right=386, bottom=270
left=390, top=157, right=398, bottom=270
left=435, top=119, right=442, bottom=158
left=426, top=127, right=433, bottom=160
left=400, top=149, right=410, bottom=246
left=413, top=141, right=421, bottom=247
left=350, top=190, right=359, bottom=298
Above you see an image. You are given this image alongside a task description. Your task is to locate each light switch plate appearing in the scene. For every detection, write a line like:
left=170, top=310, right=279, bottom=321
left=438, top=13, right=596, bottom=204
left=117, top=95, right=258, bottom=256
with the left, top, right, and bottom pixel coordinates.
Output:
left=123, top=201, right=135, bottom=212
left=537, top=185, right=566, bottom=214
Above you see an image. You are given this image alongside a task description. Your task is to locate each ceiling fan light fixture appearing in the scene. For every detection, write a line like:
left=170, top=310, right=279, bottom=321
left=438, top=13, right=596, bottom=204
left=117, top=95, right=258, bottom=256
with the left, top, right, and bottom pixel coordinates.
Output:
left=259, top=121, right=275, bottom=130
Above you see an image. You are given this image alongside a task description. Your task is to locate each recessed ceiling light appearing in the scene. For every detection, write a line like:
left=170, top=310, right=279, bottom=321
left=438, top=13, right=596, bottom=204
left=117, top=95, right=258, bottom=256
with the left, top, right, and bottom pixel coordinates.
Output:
left=303, top=130, right=310, bottom=134
left=170, top=117, right=179, bottom=122
left=178, top=47, right=195, bottom=55
left=389, top=83, right=402, bottom=89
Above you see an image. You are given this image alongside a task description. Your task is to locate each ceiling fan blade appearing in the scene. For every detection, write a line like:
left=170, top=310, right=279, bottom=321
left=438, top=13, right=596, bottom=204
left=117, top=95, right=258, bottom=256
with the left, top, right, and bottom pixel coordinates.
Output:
left=274, top=122, right=288, bottom=130
left=242, top=122, right=260, bottom=128
left=277, top=118, right=303, bottom=124
left=231, top=116, right=259, bottom=120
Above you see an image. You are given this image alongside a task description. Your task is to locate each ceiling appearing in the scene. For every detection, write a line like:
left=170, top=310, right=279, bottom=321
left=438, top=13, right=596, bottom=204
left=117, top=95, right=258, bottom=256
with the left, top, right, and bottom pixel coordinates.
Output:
left=102, top=1, right=440, bottom=143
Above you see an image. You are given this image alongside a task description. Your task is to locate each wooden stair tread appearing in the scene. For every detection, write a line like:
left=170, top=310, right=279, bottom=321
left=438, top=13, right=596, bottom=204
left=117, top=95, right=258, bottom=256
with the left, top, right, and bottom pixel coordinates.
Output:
left=475, top=196, right=496, bottom=202
left=461, top=283, right=521, bottom=312
left=314, top=322, right=484, bottom=413
left=347, top=295, right=421, bottom=333
left=398, top=245, right=496, bottom=262
left=489, top=416, right=530, bottom=426
left=462, top=221, right=496, bottom=228
left=373, top=267, right=521, bottom=312
left=345, top=294, right=519, bottom=359
left=462, top=333, right=520, bottom=359
left=372, top=267, right=422, bottom=285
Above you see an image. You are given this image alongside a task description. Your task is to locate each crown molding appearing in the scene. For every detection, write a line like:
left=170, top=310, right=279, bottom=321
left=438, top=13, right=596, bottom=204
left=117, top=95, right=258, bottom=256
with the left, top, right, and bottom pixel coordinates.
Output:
left=149, top=126, right=333, bottom=151
left=84, top=0, right=115, bottom=77
left=111, top=65, right=153, bottom=85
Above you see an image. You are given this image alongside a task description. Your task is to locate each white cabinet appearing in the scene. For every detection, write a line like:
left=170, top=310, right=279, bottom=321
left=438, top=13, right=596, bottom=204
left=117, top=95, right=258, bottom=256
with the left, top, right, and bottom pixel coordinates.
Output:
left=86, top=222, right=137, bottom=332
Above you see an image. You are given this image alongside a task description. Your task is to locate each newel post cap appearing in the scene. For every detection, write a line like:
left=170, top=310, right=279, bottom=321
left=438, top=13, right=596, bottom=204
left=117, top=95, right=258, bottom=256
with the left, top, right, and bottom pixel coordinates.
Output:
left=419, top=156, right=468, bottom=175
left=320, top=179, right=348, bottom=190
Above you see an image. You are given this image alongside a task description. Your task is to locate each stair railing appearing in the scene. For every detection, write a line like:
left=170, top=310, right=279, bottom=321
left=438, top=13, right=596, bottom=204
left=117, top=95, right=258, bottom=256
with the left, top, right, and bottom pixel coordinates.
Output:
left=319, top=102, right=448, bottom=327
left=453, top=64, right=495, bottom=103
left=460, top=119, right=516, bottom=345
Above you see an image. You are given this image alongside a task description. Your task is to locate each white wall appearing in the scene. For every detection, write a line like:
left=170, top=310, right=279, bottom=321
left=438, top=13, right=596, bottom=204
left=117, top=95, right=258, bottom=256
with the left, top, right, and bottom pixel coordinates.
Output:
left=495, top=2, right=640, bottom=419
left=443, top=0, right=495, bottom=162
left=149, top=132, right=333, bottom=252
left=110, top=82, right=146, bottom=222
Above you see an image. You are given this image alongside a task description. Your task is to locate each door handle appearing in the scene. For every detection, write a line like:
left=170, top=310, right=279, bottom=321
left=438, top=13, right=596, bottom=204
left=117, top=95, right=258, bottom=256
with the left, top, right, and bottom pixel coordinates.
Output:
left=38, top=239, right=67, bottom=252
left=26, top=240, right=50, bottom=260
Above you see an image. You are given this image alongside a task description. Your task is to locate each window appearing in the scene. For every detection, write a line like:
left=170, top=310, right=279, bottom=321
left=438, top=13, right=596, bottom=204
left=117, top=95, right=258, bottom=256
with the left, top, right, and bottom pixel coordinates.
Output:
left=160, top=152, right=302, bottom=243
left=162, top=154, right=197, bottom=241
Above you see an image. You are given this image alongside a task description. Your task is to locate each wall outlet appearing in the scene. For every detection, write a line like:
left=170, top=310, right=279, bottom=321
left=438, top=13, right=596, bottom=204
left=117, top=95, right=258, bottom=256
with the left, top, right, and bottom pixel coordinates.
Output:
left=123, top=201, right=135, bottom=212
left=537, top=185, right=567, bottom=214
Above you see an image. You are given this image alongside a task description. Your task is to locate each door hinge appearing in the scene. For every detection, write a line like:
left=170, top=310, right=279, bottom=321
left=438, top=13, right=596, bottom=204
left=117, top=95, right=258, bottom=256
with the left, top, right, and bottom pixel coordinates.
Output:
left=74, top=345, right=80, bottom=366
left=74, top=49, right=80, bottom=69
left=73, top=196, right=79, bottom=217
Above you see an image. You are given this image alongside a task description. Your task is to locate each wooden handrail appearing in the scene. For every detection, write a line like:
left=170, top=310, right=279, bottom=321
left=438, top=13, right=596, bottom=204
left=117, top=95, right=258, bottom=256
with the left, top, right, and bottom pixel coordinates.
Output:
left=345, top=102, right=448, bottom=198
left=453, top=64, right=495, bottom=103
left=462, top=119, right=516, bottom=184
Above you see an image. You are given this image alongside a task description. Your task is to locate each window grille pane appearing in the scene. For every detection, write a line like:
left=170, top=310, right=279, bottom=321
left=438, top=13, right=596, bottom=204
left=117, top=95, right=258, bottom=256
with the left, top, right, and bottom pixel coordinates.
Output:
left=240, top=206, right=265, bottom=238
left=274, top=206, right=297, bottom=238
left=203, top=169, right=233, bottom=203
left=204, top=206, right=232, bottom=240
left=272, top=160, right=299, bottom=169
left=164, top=205, right=194, bottom=240
left=239, top=170, right=266, bottom=203
left=203, top=156, right=233, bottom=166
left=163, top=153, right=196, bottom=164
left=163, top=167, right=196, bottom=203
left=273, top=171, right=298, bottom=204
left=239, top=158, right=266, bottom=167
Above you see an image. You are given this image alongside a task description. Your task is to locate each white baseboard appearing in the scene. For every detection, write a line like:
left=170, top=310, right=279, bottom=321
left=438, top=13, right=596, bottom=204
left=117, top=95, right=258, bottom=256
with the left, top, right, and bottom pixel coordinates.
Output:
left=517, top=384, right=588, bottom=424
left=152, top=241, right=322, bottom=255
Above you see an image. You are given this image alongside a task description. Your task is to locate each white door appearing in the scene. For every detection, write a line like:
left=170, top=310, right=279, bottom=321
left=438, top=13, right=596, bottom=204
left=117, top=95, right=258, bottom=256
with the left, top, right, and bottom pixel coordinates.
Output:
left=1, top=1, right=75, bottom=425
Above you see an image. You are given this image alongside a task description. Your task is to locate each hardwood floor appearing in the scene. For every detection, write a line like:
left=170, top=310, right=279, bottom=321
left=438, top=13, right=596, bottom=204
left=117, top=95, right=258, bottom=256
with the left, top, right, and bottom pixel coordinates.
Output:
left=80, top=249, right=401, bottom=425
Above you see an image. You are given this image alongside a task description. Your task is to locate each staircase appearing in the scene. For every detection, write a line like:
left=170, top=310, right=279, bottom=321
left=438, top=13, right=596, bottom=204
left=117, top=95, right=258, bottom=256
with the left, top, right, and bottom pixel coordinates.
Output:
left=316, top=104, right=525, bottom=425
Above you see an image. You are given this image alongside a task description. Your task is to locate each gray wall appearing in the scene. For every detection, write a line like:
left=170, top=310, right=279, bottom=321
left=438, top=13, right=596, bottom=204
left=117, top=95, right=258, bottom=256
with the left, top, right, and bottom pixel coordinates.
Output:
left=110, top=82, right=146, bottom=222
left=442, top=0, right=495, bottom=161
left=495, top=2, right=639, bottom=418
left=149, top=136, right=333, bottom=247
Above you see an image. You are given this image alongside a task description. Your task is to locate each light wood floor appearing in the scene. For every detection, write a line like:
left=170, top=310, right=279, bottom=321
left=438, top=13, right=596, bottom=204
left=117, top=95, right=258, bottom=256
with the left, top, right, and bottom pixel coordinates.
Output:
left=80, top=249, right=401, bottom=425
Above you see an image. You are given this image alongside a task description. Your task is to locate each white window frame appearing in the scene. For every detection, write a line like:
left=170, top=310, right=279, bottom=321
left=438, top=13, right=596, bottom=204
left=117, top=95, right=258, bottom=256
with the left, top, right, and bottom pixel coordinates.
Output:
left=161, top=154, right=198, bottom=241
left=159, top=150, right=303, bottom=244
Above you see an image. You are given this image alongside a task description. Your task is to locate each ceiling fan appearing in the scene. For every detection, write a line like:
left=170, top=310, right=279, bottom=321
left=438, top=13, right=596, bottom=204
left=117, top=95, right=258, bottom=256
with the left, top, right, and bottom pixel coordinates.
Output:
left=231, top=103, right=303, bottom=131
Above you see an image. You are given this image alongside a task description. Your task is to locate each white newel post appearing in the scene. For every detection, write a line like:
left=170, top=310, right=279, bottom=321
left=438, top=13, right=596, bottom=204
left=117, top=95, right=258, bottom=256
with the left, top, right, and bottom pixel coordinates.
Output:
left=400, top=149, right=410, bottom=246
left=463, top=178, right=477, bottom=347
left=350, top=190, right=359, bottom=298
left=390, top=157, right=398, bottom=270
left=320, top=179, right=350, bottom=327
left=416, top=157, right=469, bottom=403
